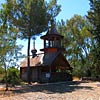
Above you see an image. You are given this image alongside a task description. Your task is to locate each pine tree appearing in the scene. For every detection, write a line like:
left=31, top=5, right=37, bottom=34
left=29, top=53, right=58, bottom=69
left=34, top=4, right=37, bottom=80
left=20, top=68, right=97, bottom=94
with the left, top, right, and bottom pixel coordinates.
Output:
left=4, top=0, right=61, bottom=83
left=87, top=0, right=100, bottom=76
left=0, top=4, right=23, bottom=90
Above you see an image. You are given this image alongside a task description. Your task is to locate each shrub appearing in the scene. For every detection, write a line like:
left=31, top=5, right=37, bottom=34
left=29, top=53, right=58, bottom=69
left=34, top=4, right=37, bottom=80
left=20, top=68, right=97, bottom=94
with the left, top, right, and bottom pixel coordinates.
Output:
left=0, top=67, right=5, bottom=81
left=5, top=67, right=21, bottom=86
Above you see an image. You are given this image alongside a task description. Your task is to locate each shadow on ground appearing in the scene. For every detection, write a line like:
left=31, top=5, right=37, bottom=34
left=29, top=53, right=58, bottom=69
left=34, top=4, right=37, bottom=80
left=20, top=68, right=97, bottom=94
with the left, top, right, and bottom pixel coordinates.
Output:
left=13, top=81, right=93, bottom=94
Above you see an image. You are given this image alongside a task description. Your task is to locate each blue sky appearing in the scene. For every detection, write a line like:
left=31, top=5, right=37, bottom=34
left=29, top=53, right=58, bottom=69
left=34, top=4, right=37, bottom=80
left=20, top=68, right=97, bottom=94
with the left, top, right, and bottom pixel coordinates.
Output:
left=0, top=0, right=90, bottom=55
left=57, top=0, right=90, bottom=21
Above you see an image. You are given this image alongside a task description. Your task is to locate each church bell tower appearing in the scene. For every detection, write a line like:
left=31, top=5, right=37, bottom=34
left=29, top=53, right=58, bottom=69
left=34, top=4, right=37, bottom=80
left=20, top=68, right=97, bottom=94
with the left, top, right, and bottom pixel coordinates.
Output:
left=40, top=20, right=64, bottom=53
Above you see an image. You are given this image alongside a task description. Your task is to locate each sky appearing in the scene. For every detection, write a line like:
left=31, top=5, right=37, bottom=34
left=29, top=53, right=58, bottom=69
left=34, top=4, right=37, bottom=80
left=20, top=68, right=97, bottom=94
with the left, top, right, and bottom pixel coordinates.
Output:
left=0, top=0, right=90, bottom=56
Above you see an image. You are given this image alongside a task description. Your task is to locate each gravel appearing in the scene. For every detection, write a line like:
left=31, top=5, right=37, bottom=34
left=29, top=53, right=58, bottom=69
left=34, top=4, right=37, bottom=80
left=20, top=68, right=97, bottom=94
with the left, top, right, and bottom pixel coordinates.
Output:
left=0, top=81, right=100, bottom=100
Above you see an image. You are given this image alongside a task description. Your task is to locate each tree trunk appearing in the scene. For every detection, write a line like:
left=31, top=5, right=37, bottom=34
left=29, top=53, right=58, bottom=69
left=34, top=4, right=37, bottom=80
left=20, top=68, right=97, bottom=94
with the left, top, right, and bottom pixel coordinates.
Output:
left=4, top=61, right=8, bottom=91
left=27, top=36, right=31, bottom=84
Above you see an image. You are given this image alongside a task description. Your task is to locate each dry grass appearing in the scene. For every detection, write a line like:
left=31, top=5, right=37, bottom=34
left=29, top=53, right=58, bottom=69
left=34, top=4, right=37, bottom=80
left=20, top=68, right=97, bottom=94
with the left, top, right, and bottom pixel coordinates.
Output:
left=72, top=76, right=80, bottom=81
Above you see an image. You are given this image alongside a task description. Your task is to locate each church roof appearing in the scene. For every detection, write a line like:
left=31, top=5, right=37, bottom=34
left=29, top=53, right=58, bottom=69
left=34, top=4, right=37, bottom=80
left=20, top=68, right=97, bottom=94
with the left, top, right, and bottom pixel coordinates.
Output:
left=20, top=52, right=72, bottom=70
left=41, top=51, right=60, bottom=66
left=20, top=54, right=43, bottom=67
left=47, top=27, right=59, bottom=35
left=40, top=27, right=63, bottom=40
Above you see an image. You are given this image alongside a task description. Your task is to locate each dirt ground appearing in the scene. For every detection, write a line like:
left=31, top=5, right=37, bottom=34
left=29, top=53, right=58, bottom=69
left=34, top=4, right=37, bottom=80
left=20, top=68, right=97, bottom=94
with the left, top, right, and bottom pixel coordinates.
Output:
left=0, top=81, right=100, bottom=100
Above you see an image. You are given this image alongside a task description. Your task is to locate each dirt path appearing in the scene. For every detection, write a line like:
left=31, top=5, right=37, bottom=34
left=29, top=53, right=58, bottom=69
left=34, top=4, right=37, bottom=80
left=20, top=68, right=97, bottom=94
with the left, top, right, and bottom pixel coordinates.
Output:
left=0, top=81, right=100, bottom=100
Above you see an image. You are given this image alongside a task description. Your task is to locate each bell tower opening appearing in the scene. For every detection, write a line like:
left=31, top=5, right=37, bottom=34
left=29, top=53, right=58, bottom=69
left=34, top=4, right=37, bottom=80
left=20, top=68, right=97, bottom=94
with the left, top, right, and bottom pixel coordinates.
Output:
left=40, top=20, right=64, bottom=52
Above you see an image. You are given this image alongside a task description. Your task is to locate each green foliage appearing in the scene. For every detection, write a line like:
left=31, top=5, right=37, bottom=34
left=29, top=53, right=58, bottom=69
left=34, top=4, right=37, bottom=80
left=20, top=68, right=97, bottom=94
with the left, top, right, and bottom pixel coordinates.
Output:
left=0, top=2, right=24, bottom=89
left=0, top=67, right=5, bottom=81
left=0, top=67, right=4, bottom=74
left=46, top=0, right=61, bottom=19
left=0, top=1, right=23, bottom=65
left=5, top=0, right=61, bottom=39
left=3, top=67, right=21, bottom=86
left=7, top=67, right=20, bottom=86
left=57, top=13, right=100, bottom=77
left=87, top=0, right=100, bottom=76
left=57, top=15, right=93, bottom=77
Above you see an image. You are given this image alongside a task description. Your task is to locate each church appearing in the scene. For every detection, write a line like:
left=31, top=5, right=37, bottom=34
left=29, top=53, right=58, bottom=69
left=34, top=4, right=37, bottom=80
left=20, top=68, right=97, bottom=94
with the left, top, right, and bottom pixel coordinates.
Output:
left=20, top=22, right=72, bottom=83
